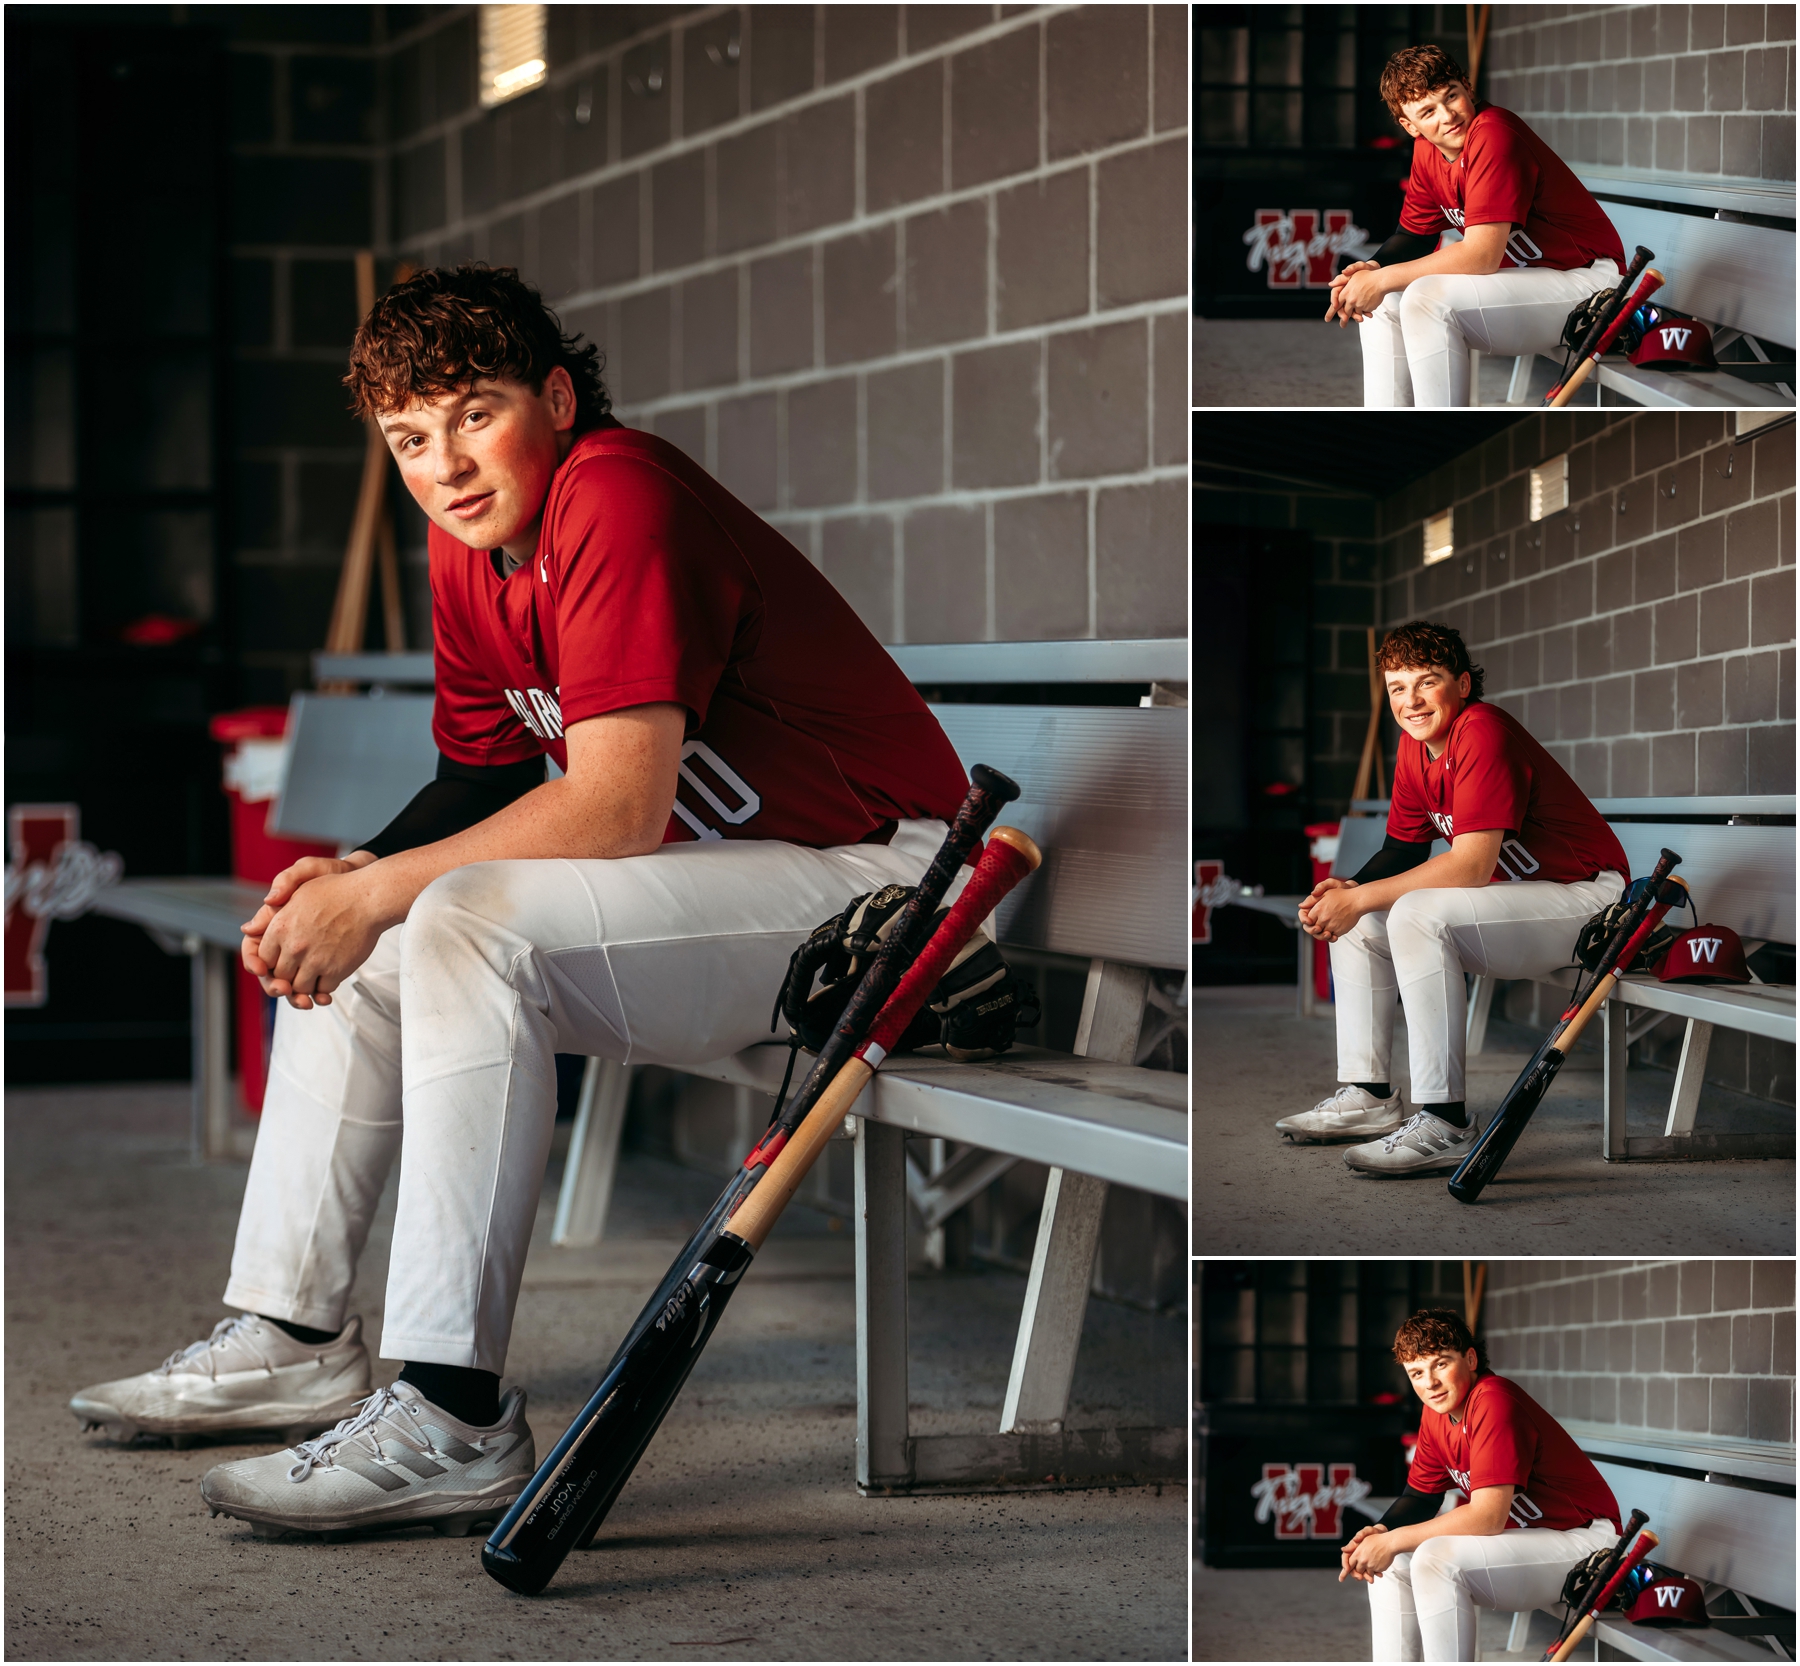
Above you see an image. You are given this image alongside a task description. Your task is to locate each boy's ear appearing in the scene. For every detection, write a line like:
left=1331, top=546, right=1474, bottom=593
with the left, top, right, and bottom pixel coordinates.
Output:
left=544, top=364, right=578, bottom=430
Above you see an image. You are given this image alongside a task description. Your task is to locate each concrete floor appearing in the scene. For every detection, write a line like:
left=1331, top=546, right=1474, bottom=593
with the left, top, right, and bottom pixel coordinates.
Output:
left=1191, top=317, right=1567, bottom=408
left=1191, top=1559, right=1565, bottom=1662
left=6, top=1083, right=1186, bottom=1662
left=1194, top=986, right=1795, bottom=1255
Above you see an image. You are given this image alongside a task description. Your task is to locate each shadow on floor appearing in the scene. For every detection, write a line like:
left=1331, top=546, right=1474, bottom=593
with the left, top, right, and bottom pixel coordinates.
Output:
left=1191, top=317, right=1574, bottom=408
left=6, top=1083, right=1185, bottom=1662
left=1193, top=985, right=1794, bottom=1255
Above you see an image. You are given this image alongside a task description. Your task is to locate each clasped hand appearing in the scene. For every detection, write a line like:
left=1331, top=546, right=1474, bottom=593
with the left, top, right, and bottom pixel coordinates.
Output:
left=1298, top=877, right=1362, bottom=944
left=241, top=852, right=382, bottom=1010
left=1339, top=1524, right=1399, bottom=1583
left=1324, top=261, right=1385, bottom=327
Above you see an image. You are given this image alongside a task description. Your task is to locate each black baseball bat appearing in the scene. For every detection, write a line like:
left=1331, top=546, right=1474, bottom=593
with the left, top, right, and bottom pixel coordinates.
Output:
left=1541, top=244, right=1652, bottom=406
left=1546, top=1509, right=1650, bottom=1656
left=1447, top=849, right=1684, bottom=1203
left=480, top=768, right=1022, bottom=1594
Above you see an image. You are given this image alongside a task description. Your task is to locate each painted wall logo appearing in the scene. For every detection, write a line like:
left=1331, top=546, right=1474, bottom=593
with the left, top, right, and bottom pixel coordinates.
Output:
left=1243, top=210, right=1371, bottom=289
left=1194, top=859, right=1224, bottom=943
left=4, top=804, right=123, bottom=1008
left=1251, top=1462, right=1371, bottom=1539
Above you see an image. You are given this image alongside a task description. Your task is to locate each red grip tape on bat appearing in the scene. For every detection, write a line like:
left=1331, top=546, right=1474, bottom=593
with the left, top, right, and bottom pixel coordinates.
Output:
left=859, top=828, right=1040, bottom=1068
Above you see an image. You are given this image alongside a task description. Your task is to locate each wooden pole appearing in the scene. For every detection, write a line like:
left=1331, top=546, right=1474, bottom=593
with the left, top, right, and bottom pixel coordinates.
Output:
left=322, top=255, right=413, bottom=679
left=1467, top=4, right=1491, bottom=96
left=1463, top=1260, right=1487, bottom=1332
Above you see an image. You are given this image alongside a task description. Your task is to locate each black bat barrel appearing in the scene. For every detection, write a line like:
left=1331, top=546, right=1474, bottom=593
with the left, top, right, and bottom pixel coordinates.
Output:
left=482, top=1234, right=753, bottom=1595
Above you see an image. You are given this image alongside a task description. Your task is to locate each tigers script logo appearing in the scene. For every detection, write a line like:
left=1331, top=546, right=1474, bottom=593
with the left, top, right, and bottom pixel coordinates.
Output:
left=1243, top=210, right=1370, bottom=289
left=1251, top=1462, right=1371, bottom=1539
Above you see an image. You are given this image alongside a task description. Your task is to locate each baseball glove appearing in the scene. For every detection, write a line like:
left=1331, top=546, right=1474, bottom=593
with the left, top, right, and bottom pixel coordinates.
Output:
left=772, top=883, right=1039, bottom=1062
left=1561, top=1550, right=1660, bottom=1611
left=1574, top=875, right=1695, bottom=974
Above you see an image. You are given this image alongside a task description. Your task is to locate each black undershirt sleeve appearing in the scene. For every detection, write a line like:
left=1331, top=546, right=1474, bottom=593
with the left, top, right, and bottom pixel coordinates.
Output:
left=1377, top=1486, right=1447, bottom=1530
left=1351, top=835, right=1435, bottom=885
left=356, top=753, right=548, bottom=858
left=1373, top=229, right=1439, bottom=267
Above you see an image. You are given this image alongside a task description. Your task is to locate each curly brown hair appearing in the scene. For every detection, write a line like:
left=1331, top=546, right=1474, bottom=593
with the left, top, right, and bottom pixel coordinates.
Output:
left=1379, top=44, right=1470, bottom=121
left=1376, top=620, right=1485, bottom=701
left=344, top=264, right=611, bottom=427
left=1392, top=1308, right=1488, bottom=1373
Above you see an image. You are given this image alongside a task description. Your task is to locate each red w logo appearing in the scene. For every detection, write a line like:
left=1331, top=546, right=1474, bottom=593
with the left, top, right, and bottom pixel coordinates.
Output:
left=1194, top=859, right=1224, bottom=944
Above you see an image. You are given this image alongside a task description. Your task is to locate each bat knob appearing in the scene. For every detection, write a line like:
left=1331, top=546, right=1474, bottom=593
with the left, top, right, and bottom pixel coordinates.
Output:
left=970, top=764, right=1022, bottom=804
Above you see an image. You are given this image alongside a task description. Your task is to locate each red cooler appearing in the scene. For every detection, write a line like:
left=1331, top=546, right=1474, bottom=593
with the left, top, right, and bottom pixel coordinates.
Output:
left=1305, top=821, right=1341, bottom=1004
left=210, top=707, right=338, bottom=1112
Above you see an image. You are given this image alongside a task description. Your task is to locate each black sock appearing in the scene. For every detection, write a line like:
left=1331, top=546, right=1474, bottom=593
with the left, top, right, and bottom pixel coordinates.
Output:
left=1422, top=1101, right=1468, bottom=1128
left=399, top=1363, right=501, bottom=1428
left=261, top=1315, right=337, bottom=1346
left=1353, top=1083, right=1392, bottom=1100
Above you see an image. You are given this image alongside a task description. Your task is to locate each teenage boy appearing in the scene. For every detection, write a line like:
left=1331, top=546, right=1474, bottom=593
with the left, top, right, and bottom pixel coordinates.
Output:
left=68, top=265, right=969, bottom=1539
left=1341, top=1309, right=1621, bottom=1663
left=1324, top=45, right=1626, bottom=408
left=1278, top=621, right=1628, bottom=1174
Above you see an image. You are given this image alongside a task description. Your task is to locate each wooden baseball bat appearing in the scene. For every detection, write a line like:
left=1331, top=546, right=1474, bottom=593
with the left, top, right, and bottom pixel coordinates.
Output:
left=1545, top=1509, right=1650, bottom=1656
left=481, top=823, right=1041, bottom=1595
left=1447, top=854, right=1685, bottom=1203
left=1547, top=265, right=1664, bottom=408
left=1548, top=1529, right=1659, bottom=1660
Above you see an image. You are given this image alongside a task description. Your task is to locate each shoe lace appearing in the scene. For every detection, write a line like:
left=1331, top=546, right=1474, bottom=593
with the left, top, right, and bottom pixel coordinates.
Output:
left=1382, top=1111, right=1435, bottom=1152
left=158, top=1314, right=275, bottom=1381
left=286, top=1386, right=440, bottom=1483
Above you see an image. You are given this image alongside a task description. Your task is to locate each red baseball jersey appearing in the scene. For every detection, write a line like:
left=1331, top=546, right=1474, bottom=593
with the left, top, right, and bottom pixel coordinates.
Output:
left=1398, top=104, right=1625, bottom=272
left=1410, top=1374, right=1621, bottom=1533
left=427, top=426, right=969, bottom=848
left=1388, top=700, right=1629, bottom=885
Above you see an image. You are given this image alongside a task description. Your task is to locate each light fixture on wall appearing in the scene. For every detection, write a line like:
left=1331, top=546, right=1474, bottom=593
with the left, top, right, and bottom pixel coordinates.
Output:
left=480, top=4, right=547, bottom=107
left=1529, top=454, right=1569, bottom=521
left=1423, top=509, right=1454, bottom=565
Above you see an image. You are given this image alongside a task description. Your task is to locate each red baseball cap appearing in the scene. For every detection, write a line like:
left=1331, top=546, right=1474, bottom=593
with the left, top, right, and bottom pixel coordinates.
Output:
left=1626, top=1574, right=1710, bottom=1627
left=1629, top=313, right=1717, bottom=370
left=1655, top=924, right=1751, bottom=984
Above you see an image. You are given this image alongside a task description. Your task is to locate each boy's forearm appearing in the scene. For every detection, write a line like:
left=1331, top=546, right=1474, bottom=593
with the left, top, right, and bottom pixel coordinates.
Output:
left=353, top=776, right=669, bottom=930
left=1352, top=847, right=1488, bottom=913
left=1383, top=1498, right=1506, bottom=1551
left=1370, top=237, right=1504, bottom=294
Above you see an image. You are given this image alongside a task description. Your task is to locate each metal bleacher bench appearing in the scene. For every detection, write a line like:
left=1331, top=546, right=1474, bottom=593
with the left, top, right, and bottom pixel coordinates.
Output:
left=1357, top=1426, right=1796, bottom=1661
left=94, top=639, right=1190, bottom=1494
left=1483, top=167, right=1795, bottom=409
left=1326, top=795, right=1797, bottom=1164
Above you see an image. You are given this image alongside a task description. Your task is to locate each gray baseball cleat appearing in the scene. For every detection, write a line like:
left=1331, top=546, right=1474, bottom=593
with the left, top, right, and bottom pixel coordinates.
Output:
left=1276, top=1084, right=1406, bottom=1144
left=70, top=1313, right=373, bottom=1446
left=1343, top=1110, right=1480, bottom=1176
left=200, top=1383, right=535, bottom=1540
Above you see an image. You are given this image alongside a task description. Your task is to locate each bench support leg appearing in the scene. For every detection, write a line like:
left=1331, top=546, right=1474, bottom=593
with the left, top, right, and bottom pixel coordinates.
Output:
left=1506, top=354, right=1534, bottom=404
left=188, top=939, right=232, bottom=1164
left=1665, top=1019, right=1714, bottom=1137
left=856, top=1117, right=911, bottom=1488
left=1466, top=974, right=1495, bottom=1055
left=1000, top=1167, right=1107, bottom=1433
left=1505, top=1610, right=1532, bottom=1653
left=1603, top=998, right=1628, bottom=1161
left=551, top=1057, right=631, bottom=1247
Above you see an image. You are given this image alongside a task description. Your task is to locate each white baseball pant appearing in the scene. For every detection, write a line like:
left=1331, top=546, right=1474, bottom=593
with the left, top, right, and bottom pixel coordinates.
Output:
left=222, top=819, right=958, bottom=1372
left=1359, top=258, right=1619, bottom=407
left=1368, top=1520, right=1617, bottom=1662
left=1329, top=875, right=1623, bottom=1104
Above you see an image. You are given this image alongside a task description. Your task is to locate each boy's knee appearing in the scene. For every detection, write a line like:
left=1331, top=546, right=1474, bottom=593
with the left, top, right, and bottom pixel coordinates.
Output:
left=1410, top=1535, right=1466, bottom=1584
left=1399, top=276, right=1454, bottom=325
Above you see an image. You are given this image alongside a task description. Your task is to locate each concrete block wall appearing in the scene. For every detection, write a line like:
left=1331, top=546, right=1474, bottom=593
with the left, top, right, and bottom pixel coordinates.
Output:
left=1485, top=3, right=1797, bottom=183
left=1375, top=411, right=1796, bottom=1103
left=225, top=9, right=386, bottom=701
left=386, top=5, right=1189, bottom=645
left=1485, top=1259, right=1797, bottom=1445
left=1376, top=413, right=1796, bottom=802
